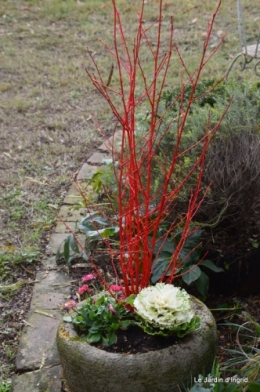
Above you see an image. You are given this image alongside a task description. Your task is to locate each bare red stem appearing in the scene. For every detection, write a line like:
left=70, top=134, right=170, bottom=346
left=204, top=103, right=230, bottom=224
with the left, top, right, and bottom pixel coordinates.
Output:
left=74, top=0, right=226, bottom=296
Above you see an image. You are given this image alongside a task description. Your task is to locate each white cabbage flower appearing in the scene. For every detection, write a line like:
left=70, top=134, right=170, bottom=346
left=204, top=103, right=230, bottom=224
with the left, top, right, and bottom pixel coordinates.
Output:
left=133, top=283, right=195, bottom=331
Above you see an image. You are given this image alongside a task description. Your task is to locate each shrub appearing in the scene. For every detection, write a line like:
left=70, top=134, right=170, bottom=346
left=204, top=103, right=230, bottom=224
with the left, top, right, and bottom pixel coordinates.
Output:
left=141, top=79, right=260, bottom=229
left=58, top=0, right=227, bottom=297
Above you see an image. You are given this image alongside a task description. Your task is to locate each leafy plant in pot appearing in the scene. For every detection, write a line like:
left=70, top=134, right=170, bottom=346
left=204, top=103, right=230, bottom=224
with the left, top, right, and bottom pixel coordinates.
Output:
left=56, top=1, right=227, bottom=391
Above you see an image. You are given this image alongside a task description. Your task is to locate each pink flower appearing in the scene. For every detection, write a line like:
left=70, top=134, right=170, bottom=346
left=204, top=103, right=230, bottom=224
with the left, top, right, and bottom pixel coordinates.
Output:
left=64, top=299, right=77, bottom=311
left=78, top=285, right=92, bottom=295
left=81, top=273, right=96, bottom=283
left=109, top=284, right=123, bottom=292
left=118, top=295, right=126, bottom=302
left=108, top=304, right=117, bottom=315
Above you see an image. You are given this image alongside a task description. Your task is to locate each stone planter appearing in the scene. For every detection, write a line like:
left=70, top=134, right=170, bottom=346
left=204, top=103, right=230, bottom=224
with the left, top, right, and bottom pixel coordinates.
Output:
left=56, top=296, right=217, bottom=392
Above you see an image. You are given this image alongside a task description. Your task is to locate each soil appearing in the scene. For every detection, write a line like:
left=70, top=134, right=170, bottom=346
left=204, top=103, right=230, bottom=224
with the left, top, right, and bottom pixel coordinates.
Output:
left=97, top=326, right=181, bottom=354
left=0, top=268, right=36, bottom=378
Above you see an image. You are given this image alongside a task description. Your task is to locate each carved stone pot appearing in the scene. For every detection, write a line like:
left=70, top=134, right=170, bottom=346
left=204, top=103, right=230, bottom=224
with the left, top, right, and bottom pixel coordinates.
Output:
left=56, top=296, right=217, bottom=392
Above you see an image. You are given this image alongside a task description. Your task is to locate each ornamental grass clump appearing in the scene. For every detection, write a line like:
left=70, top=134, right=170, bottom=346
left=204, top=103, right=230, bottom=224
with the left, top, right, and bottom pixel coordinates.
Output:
left=157, top=79, right=260, bottom=230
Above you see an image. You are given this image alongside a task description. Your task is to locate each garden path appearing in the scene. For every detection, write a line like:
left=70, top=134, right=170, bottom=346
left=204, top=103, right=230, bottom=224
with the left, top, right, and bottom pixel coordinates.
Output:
left=12, top=138, right=114, bottom=391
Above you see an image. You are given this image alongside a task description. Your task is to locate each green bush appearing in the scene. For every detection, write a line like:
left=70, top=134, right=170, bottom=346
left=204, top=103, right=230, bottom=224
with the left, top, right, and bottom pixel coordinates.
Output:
left=138, top=79, right=260, bottom=228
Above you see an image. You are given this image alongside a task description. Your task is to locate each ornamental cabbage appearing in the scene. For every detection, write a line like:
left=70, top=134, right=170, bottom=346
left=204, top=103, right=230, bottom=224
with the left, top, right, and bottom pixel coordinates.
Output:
left=133, top=283, right=200, bottom=337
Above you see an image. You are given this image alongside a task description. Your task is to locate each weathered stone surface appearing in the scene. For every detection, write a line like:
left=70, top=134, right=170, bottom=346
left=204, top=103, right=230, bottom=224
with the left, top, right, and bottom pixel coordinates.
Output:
left=77, top=163, right=99, bottom=180
left=98, top=132, right=122, bottom=152
left=54, top=221, right=77, bottom=234
left=98, top=140, right=111, bottom=152
left=46, top=232, right=85, bottom=254
left=41, top=256, right=58, bottom=268
left=46, top=233, right=69, bottom=255
left=62, top=183, right=81, bottom=204
left=12, top=365, right=62, bottom=392
left=87, top=151, right=110, bottom=165
left=57, top=297, right=217, bottom=392
left=31, top=292, right=66, bottom=311
left=33, top=270, right=71, bottom=295
left=58, top=205, right=87, bottom=221
left=13, top=158, right=104, bottom=390
left=16, top=311, right=62, bottom=370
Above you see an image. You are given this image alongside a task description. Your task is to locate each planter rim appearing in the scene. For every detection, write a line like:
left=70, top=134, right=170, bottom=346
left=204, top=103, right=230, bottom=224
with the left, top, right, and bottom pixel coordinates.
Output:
left=57, top=295, right=217, bottom=392
left=58, top=295, right=215, bottom=358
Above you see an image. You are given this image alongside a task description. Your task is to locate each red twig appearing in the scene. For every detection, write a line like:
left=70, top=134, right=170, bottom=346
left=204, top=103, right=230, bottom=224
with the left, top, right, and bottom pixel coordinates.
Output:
left=77, top=0, right=226, bottom=295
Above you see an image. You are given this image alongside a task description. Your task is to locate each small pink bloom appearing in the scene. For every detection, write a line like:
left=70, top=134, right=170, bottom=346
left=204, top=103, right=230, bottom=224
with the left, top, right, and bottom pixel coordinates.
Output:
left=108, top=304, right=117, bottom=315
left=118, top=295, right=126, bottom=302
left=81, top=273, right=96, bottom=283
left=78, top=285, right=92, bottom=295
left=64, top=299, right=77, bottom=311
left=109, top=284, right=123, bottom=292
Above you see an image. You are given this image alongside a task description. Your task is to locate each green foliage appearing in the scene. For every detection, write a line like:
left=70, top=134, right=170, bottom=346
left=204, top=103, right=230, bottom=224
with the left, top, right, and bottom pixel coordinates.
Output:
left=189, top=357, right=260, bottom=392
left=78, top=213, right=119, bottom=241
left=87, top=164, right=118, bottom=196
left=161, top=78, right=260, bottom=129
left=0, top=188, right=26, bottom=221
left=252, top=240, right=259, bottom=249
left=221, top=314, right=260, bottom=385
left=65, top=295, right=133, bottom=346
left=135, top=315, right=200, bottom=338
left=190, top=376, right=239, bottom=392
left=56, top=233, right=82, bottom=266
left=87, top=170, right=104, bottom=194
left=57, top=213, right=222, bottom=297
left=136, top=79, right=260, bottom=227
left=151, top=229, right=223, bottom=297
left=0, top=189, right=21, bottom=202
left=162, top=79, right=230, bottom=112
left=4, top=345, right=16, bottom=361
left=11, top=250, right=39, bottom=265
left=0, top=253, right=11, bottom=281
left=135, top=79, right=230, bottom=200
left=56, top=212, right=119, bottom=266
left=0, top=250, right=39, bottom=282
left=0, top=379, right=12, bottom=392
left=248, top=384, right=260, bottom=392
